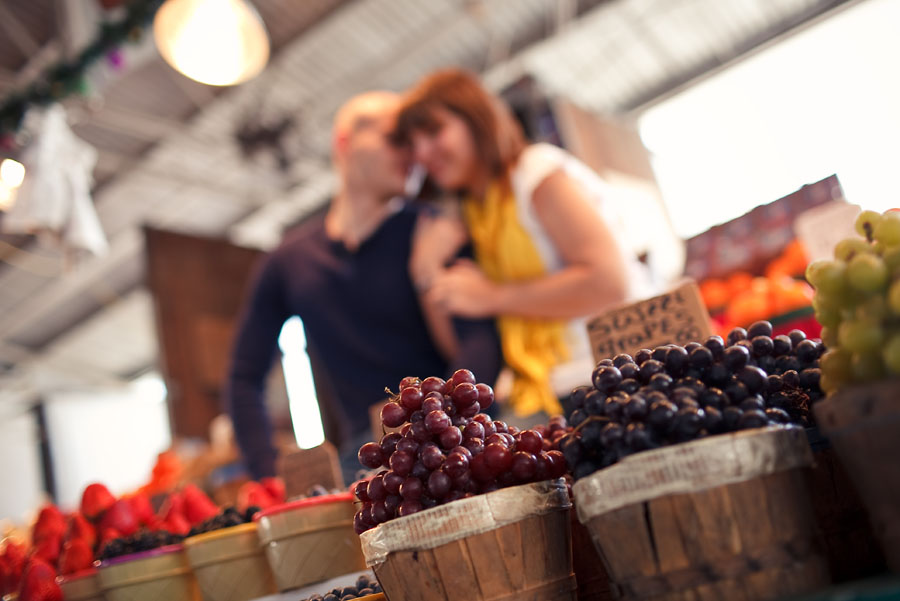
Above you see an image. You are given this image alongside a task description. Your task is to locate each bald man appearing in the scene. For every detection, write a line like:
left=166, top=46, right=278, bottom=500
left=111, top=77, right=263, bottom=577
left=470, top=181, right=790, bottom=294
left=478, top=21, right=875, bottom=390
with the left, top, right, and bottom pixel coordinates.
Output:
left=226, top=92, right=501, bottom=481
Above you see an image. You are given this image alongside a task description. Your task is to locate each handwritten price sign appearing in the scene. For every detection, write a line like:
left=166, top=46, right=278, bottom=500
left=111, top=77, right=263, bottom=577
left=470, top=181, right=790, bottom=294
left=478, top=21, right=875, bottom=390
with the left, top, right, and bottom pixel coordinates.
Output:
left=587, top=280, right=713, bottom=362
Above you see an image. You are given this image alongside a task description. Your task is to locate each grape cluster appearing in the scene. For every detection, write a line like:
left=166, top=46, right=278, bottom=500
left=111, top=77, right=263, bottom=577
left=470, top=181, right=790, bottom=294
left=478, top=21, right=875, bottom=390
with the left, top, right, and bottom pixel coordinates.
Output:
left=300, top=574, right=382, bottom=601
left=353, top=370, right=568, bottom=534
left=98, top=529, right=184, bottom=561
left=186, top=506, right=259, bottom=538
left=806, top=209, right=900, bottom=392
left=560, top=322, right=823, bottom=480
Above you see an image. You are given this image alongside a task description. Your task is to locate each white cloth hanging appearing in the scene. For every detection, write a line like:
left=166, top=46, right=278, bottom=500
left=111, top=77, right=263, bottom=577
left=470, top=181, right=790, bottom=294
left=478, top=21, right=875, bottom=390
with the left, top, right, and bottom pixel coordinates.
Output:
left=1, top=104, right=108, bottom=256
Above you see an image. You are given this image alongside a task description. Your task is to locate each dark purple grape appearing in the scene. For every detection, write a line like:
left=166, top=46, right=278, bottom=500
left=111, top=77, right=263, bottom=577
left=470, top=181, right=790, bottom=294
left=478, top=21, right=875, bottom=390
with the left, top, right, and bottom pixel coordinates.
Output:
left=584, top=390, right=607, bottom=416
left=723, top=406, right=743, bottom=431
left=788, top=329, right=807, bottom=348
left=427, top=470, right=451, bottom=498
left=664, top=346, right=689, bottom=375
left=639, top=359, right=665, bottom=382
left=648, top=373, right=674, bottom=392
left=705, top=335, right=725, bottom=358
left=410, top=460, right=430, bottom=480
left=727, top=327, right=748, bottom=345
left=358, top=442, right=384, bottom=469
left=397, top=499, right=422, bottom=517
left=470, top=454, right=494, bottom=482
left=380, top=432, right=402, bottom=458
left=724, top=380, right=749, bottom=404
left=424, top=410, right=451, bottom=434
left=396, top=437, right=420, bottom=455
left=510, top=451, right=537, bottom=481
left=410, top=420, right=430, bottom=442
left=625, top=423, right=654, bottom=451
left=354, top=479, right=370, bottom=502
left=593, top=365, right=623, bottom=392
left=772, top=335, right=792, bottom=356
left=723, top=345, right=750, bottom=371
left=566, top=386, right=591, bottom=413
left=421, top=376, right=445, bottom=395
left=613, top=354, right=634, bottom=368
left=672, top=407, right=705, bottom=441
left=409, top=410, right=425, bottom=424
left=747, top=321, right=773, bottom=339
left=573, top=460, right=600, bottom=480
left=617, top=378, right=641, bottom=395
left=705, top=363, right=730, bottom=387
left=737, top=366, right=767, bottom=394
left=383, top=471, right=403, bottom=495
left=757, top=355, right=776, bottom=374
left=651, top=346, right=669, bottom=363
left=684, top=341, right=703, bottom=353
left=371, top=500, right=390, bottom=524
left=569, top=408, right=588, bottom=428
left=399, top=476, right=424, bottom=500
left=648, top=400, right=677, bottom=432
left=420, top=444, right=444, bottom=470
left=699, top=387, right=726, bottom=410
left=559, top=434, right=583, bottom=467
left=422, top=396, right=442, bottom=414
left=800, top=368, right=821, bottom=390
left=634, top=349, right=653, bottom=365
left=739, top=395, right=765, bottom=412
left=443, top=452, right=469, bottom=478
left=399, top=387, right=424, bottom=411
left=389, top=451, right=414, bottom=477
left=604, top=397, right=625, bottom=422
left=704, top=406, right=725, bottom=433
left=475, top=383, right=494, bottom=409
left=450, top=369, right=476, bottom=388
left=751, top=336, right=774, bottom=357
left=385, top=494, right=401, bottom=515
left=796, top=340, right=820, bottom=364
left=623, top=395, right=649, bottom=421
left=766, top=375, right=783, bottom=394
left=738, top=409, right=768, bottom=429
left=645, top=390, right=668, bottom=406
left=600, top=422, right=625, bottom=447
left=381, top=402, right=408, bottom=428
left=619, top=362, right=639, bottom=380
left=367, top=474, right=387, bottom=501
left=517, top=430, right=543, bottom=454
left=782, top=370, right=801, bottom=389
left=452, top=382, right=479, bottom=407
left=689, top=346, right=713, bottom=370
left=765, top=407, right=791, bottom=424
left=439, top=426, right=463, bottom=449
left=463, top=421, right=485, bottom=441
left=580, top=419, right=606, bottom=446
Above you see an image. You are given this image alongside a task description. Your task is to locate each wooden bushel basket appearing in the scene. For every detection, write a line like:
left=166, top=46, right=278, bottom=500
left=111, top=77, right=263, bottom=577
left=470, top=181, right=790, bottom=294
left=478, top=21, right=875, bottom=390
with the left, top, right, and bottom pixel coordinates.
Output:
left=255, top=493, right=366, bottom=592
left=814, top=380, right=900, bottom=572
left=804, top=427, right=885, bottom=581
left=183, top=522, right=277, bottom=601
left=360, top=479, right=576, bottom=601
left=570, top=510, right=613, bottom=601
left=96, top=545, right=200, bottom=601
left=57, top=569, right=104, bottom=601
left=573, top=427, right=830, bottom=601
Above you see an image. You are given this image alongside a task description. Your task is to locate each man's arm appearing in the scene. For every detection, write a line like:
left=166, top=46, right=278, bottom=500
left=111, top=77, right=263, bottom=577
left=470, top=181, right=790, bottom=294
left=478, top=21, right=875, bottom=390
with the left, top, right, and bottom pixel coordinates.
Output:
left=225, top=255, right=291, bottom=479
left=450, top=314, right=503, bottom=389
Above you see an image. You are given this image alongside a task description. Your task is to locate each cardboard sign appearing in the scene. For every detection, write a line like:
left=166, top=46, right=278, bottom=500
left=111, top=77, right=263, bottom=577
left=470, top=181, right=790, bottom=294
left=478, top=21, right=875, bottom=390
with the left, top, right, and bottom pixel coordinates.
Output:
left=277, top=441, right=344, bottom=496
left=587, top=280, right=713, bottom=362
left=794, top=200, right=861, bottom=262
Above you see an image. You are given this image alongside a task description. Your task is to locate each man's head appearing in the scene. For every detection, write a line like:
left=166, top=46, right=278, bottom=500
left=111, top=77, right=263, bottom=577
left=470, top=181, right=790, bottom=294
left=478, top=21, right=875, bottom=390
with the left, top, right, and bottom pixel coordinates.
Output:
left=333, top=91, right=408, bottom=200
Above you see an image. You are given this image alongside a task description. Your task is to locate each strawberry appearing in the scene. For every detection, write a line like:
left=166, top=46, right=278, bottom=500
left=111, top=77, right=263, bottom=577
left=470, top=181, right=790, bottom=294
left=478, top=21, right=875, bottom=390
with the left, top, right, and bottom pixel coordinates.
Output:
left=80, top=484, right=116, bottom=521
left=58, top=539, right=93, bottom=575
left=237, top=482, right=275, bottom=513
left=65, top=513, right=96, bottom=550
left=31, top=534, right=61, bottom=565
left=31, top=506, right=66, bottom=545
left=0, top=556, right=10, bottom=596
left=18, top=558, right=62, bottom=601
left=98, top=500, right=137, bottom=537
left=127, top=493, right=155, bottom=526
left=3, top=540, right=27, bottom=593
left=97, top=528, right=121, bottom=554
left=261, top=477, right=287, bottom=504
left=162, top=512, right=190, bottom=536
left=181, top=484, right=218, bottom=525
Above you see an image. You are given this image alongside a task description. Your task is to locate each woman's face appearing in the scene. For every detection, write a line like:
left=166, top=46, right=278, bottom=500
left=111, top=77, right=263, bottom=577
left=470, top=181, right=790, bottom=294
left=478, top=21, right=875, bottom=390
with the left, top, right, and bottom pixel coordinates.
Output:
left=408, top=106, right=480, bottom=191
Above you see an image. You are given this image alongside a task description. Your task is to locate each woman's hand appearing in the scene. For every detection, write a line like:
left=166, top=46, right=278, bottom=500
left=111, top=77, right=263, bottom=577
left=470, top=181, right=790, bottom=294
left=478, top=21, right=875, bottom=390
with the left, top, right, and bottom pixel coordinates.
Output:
left=428, top=259, right=503, bottom=318
left=409, top=210, right=468, bottom=291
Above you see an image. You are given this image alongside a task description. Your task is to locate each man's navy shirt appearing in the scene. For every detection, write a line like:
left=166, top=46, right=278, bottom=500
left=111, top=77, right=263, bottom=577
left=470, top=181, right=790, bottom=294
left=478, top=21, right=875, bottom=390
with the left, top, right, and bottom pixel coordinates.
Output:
left=226, top=203, right=502, bottom=478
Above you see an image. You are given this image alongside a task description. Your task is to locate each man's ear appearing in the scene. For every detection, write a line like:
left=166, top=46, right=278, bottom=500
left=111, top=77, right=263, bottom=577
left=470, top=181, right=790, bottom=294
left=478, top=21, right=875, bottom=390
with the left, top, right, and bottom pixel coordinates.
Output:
left=333, top=131, right=350, bottom=158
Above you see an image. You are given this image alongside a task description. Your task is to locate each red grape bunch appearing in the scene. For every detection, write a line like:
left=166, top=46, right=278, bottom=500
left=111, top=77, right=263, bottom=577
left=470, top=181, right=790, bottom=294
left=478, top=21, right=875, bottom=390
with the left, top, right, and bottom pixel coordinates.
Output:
left=353, top=369, right=568, bottom=534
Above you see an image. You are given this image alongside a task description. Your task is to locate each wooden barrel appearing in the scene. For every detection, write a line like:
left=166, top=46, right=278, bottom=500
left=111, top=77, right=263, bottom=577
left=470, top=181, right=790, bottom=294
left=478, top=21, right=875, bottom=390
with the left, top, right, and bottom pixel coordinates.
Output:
left=573, top=427, right=830, bottom=601
left=804, top=428, right=885, bottom=581
left=814, top=380, right=900, bottom=572
left=360, top=479, right=576, bottom=601
left=570, top=509, right=614, bottom=601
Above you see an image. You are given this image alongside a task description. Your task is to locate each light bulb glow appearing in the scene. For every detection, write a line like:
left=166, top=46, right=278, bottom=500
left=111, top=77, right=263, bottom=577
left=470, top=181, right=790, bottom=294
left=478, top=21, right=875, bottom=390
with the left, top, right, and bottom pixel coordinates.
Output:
left=0, top=159, right=25, bottom=188
left=154, top=0, right=270, bottom=86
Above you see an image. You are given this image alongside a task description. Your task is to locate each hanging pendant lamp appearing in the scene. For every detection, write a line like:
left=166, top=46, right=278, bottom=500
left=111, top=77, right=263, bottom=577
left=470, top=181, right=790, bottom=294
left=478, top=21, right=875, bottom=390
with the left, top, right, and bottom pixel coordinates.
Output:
left=153, top=0, right=270, bottom=87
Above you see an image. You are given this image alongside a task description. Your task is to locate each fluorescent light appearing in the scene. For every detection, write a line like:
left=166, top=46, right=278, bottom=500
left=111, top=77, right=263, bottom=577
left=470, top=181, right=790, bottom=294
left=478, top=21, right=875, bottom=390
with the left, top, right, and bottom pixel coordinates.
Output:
left=0, top=159, right=25, bottom=189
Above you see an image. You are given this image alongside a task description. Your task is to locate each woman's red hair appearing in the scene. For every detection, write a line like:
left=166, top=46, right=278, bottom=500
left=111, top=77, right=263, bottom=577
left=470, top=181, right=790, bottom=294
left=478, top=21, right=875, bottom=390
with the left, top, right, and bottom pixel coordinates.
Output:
left=394, top=68, right=526, bottom=181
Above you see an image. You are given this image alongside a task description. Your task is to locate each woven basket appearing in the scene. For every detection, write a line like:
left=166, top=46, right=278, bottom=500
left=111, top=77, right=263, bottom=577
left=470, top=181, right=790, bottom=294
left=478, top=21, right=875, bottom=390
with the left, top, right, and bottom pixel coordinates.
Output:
left=96, top=544, right=200, bottom=601
left=183, top=523, right=276, bottom=601
left=58, top=569, right=105, bottom=601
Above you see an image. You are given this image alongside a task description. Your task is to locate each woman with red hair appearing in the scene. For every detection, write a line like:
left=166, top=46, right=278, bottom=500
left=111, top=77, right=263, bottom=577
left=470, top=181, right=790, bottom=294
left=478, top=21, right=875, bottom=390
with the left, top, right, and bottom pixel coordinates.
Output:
left=395, top=68, right=652, bottom=418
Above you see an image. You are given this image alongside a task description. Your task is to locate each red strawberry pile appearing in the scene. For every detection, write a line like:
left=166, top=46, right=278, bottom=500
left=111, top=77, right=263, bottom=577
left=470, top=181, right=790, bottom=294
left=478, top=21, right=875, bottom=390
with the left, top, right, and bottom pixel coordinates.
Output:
left=352, top=370, right=568, bottom=534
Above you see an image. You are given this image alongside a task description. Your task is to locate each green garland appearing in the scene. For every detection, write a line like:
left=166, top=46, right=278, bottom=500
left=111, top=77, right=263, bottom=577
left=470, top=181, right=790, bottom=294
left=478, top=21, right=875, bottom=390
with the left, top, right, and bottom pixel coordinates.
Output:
left=0, top=0, right=165, bottom=136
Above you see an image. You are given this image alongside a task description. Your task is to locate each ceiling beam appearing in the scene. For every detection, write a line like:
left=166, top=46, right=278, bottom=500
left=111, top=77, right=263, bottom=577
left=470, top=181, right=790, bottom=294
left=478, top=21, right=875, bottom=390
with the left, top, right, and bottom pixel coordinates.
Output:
left=0, top=1, right=41, bottom=59
left=85, top=104, right=186, bottom=141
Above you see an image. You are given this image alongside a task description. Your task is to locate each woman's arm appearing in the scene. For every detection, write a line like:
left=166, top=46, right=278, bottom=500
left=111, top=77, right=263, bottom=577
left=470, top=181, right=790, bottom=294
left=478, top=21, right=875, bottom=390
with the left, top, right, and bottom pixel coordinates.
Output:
left=429, top=169, right=629, bottom=319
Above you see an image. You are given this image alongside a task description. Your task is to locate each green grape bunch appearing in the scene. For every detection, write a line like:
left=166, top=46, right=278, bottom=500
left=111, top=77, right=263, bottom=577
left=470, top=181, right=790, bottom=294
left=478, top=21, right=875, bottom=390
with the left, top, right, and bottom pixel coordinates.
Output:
left=805, top=209, right=900, bottom=393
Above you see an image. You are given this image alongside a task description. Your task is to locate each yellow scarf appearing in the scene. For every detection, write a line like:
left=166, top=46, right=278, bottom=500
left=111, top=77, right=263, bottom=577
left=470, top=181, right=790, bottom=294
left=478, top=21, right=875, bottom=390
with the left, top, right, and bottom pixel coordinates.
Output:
left=462, top=179, right=569, bottom=416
